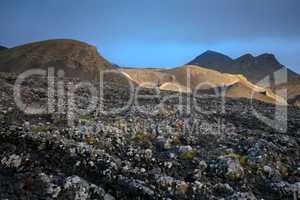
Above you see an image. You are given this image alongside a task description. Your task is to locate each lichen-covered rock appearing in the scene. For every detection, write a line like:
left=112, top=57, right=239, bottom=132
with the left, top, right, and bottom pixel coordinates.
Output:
left=213, top=183, right=234, bottom=195
left=271, top=181, right=300, bottom=199
left=0, top=73, right=299, bottom=199
left=60, top=176, right=114, bottom=200
left=227, top=192, right=257, bottom=200
left=216, top=157, right=244, bottom=181
left=1, top=154, right=22, bottom=168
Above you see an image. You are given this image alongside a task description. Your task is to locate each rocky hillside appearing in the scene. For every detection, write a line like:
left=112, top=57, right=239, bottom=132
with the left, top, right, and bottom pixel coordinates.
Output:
left=0, top=73, right=299, bottom=200
left=121, top=65, right=286, bottom=105
left=0, top=39, right=114, bottom=79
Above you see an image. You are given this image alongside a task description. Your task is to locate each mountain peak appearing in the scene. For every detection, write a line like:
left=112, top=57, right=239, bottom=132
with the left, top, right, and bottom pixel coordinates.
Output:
left=232, top=54, right=255, bottom=68
left=188, top=50, right=233, bottom=68
left=0, top=39, right=114, bottom=79
left=256, top=53, right=280, bottom=65
left=188, top=50, right=299, bottom=84
left=201, top=50, right=233, bottom=59
left=257, top=53, right=275, bottom=58
left=203, top=50, right=222, bottom=54
left=237, top=53, right=255, bottom=60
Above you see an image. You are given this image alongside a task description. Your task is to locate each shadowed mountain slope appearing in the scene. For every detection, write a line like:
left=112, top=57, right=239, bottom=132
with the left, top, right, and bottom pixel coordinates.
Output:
left=0, top=39, right=114, bottom=79
left=189, top=51, right=299, bottom=85
left=188, top=50, right=234, bottom=71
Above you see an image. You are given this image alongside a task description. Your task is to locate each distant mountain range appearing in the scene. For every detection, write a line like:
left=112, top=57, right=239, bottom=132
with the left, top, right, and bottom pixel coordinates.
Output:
left=0, top=39, right=299, bottom=105
left=188, top=50, right=300, bottom=105
left=188, top=50, right=300, bottom=85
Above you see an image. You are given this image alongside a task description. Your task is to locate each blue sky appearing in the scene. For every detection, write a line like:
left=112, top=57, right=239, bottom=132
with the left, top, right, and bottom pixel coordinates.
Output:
left=1, top=0, right=300, bottom=72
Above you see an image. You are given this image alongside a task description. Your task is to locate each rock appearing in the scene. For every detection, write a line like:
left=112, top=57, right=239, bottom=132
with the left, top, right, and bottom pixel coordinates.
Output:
left=154, top=136, right=167, bottom=150
left=61, top=176, right=114, bottom=200
left=63, top=176, right=90, bottom=200
left=164, top=138, right=173, bottom=150
left=263, top=165, right=273, bottom=176
left=193, top=160, right=208, bottom=180
left=38, top=173, right=61, bottom=198
left=1, top=154, right=22, bottom=168
left=156, top=176, right=175, bottom=188
left=192, top=181, right=205, bottom=192
left=104, top=193, right=115, bottom=200
left=178, top=146, right=198, bottom=160
left=0, top=72, right=300, bottom=199
left=24, top=121, right=30, bottom=129
left=217, top=157, right=244, bottom=181
left=199, top=160, right=208, bottom=170
left=271, top=181, right=300, bottom=199
left=178, top=145, right=193, bottom=153
left=296, top=166, right=300, bottom=175
left=226, top=159, right=244, bottom=181
left=127, top=179, right=155, bottom=196
left=164, top=161, right=173, bottom=169
left=144, top=149, right=153, bottom=159
left=140, top=168, right=146, bottom=173
left=213, top=183, right=234, bottom=195
left=227, top=192, right=257, bottom=200
left=175, top=181, right=189, bottom=195
left=169, top=152, right=176, bottom=159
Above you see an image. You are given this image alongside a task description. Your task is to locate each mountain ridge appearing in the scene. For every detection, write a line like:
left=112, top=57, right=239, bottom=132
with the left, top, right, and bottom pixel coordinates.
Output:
left=0, top=39, right=115, bottom=80
left=121, top=65, right=286, bottom=105
left=0, top=39, right=295, bottom=105
left=189, top=50, right=299, bottom=82
left=189, top=50, right=300, bottom=105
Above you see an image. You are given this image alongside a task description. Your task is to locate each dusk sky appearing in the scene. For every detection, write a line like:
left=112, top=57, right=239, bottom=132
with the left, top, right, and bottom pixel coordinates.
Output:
left=1, top=0, right=300, bottom=73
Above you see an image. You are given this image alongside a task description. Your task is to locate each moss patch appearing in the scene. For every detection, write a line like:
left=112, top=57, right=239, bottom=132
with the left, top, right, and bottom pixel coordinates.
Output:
left=180, top=149, right=198, bottom=160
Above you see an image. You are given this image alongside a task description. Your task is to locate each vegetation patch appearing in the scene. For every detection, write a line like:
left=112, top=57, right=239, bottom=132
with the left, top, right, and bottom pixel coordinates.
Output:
left=180, top=149, right=198, bottom=160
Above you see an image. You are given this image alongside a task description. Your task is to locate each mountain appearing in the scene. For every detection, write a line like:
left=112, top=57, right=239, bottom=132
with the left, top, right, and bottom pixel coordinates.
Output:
left=189, top=51, right=300, bottom=85
left=189, top=50, right=234, bottom=71
left=0, top=45, right=7, bottom=51
left=189, top=51, right=300, bottom=105
left=121, top=65, right=286, bottom=104
left=0, top=39, right=114, bottom=79
left=0, top=39, right=291, bottom=105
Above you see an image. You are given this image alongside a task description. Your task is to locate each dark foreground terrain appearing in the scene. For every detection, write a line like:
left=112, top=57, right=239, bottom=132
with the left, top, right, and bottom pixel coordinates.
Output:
left=0, top=72, right=300, bottom=200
